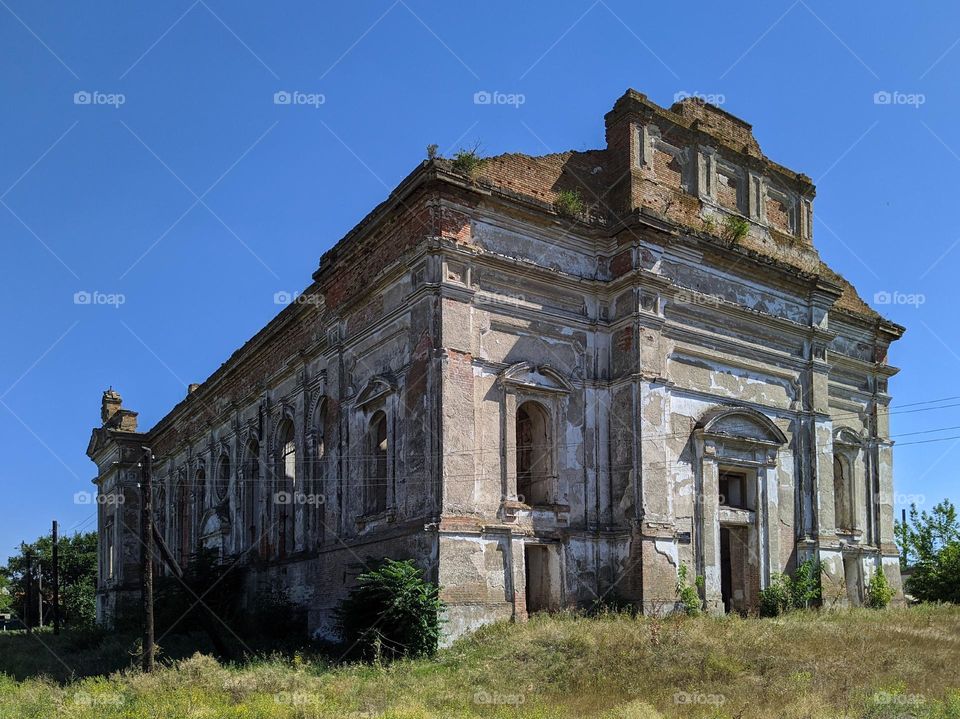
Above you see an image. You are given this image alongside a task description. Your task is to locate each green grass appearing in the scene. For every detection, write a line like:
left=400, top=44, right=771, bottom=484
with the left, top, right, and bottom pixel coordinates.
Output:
left=1, top=606, right=959, bottom=718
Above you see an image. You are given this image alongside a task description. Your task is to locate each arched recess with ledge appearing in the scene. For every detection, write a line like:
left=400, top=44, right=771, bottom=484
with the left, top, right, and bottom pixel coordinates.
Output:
left=497, top=362, right=572, bottom=617
left=692, top=405, right=788, bottom=615
left=355, top=375, right=396, bottom=523
left=308, top=395, right=332, bottom=547
left=241, top=435, right=260, bottom=554
left=832, top=427, right=863, bottom=535
left=497, top=362, right=572, bottom=513
left=516, top=400, right=552, bottom=506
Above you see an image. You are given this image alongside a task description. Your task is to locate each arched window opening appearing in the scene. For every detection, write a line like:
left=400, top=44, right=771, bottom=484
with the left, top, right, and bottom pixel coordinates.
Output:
left=244, top=439, right=260, bottom=550
left=175, top=478, right=190, bottom=567
left=195, top=467, right=206, bottom=513
left=277, top=419, right=296, bottom=557
left=517, top=401, right=552, bottom=506
left=311, top=400, right=330, bottom=546
left=834, top=454, right=854, bottom=532
left=365, top=411, right=388, bottom=515
left=215, top=453, right=230, bottom=502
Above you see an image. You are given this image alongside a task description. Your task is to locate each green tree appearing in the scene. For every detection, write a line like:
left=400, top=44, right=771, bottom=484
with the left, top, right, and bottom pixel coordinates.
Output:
left=0, top=573, right=11, bottom=613
left=896, top=500, right=960, bottom=603
left=1, top=531, right=98, bottom=628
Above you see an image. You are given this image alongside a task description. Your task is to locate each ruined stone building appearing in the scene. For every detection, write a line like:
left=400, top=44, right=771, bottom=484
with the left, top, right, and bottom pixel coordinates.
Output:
left=87, top=89, right=905, bottom=641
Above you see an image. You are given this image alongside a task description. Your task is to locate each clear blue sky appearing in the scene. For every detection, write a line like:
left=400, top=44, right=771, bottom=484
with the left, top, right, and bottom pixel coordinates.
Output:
left=1, top=1, right=958, bottom=557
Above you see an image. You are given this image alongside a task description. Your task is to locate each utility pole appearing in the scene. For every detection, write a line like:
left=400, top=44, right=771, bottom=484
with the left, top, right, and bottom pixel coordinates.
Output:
left=24, top=549, right=32, bottom=635
left=52, top=520, right=60, bottom=635
left=140, top=446, right=155, bottom=672
left=37, top=563, right=42, bottom=628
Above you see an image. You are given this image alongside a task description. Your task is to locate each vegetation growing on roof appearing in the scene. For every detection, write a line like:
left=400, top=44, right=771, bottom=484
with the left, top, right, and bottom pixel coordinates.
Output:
left=553, top=188, right=586, bottom=219
left=451, top=142, right=484, bottom=177
left=721, top=214, right=750, bottom=243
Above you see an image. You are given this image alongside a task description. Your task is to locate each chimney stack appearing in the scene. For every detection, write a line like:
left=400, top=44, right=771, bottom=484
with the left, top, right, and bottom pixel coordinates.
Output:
left=101, top=388, right=122, bottom=425
left=100, top=388, right=138, bottom=432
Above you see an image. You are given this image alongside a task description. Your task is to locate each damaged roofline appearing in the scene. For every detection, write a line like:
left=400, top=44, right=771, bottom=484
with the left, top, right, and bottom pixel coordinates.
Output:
left=608, top=88, right=816, bottom=196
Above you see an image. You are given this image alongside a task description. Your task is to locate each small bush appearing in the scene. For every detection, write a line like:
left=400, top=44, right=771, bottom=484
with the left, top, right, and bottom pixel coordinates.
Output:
left=759, top=574, right=793, bottom=617
left=337, top=558, right=444, bottom=662
left=721, top=215, right=750, bottom=243
left=866, top=568, right=895, bottom=609
left=425, top=143, right=439, bottom=160
left=760, top=559, right=822, bottom=617
left=554, top=188, right=585, bottom=218
left=675, top=563, right=703, bottom=615
left=790, top=558, right=822, bottom=609
left=451, top=144, right=483, bottom=177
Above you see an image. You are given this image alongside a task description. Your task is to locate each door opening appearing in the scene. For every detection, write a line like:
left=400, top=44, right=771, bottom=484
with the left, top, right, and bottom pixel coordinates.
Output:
left=524, top=544, right=557, bottom=614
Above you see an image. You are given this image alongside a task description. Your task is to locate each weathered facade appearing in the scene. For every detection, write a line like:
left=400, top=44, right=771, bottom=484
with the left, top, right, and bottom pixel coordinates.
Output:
left=87, top=90, right=905, bottom=641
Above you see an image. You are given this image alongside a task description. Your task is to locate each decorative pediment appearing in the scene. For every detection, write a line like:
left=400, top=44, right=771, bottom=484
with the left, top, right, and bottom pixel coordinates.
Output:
left=498, top=362, right=573, bottom=394
left=834, top=427, right=863, bottom=448
left=696, top=406, right=787, bottom=446
left=356, top=375, right=395, bottom=408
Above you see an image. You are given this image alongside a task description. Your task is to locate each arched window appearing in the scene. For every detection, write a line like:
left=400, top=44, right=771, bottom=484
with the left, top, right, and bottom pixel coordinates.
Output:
left=310, top=399, right=330, bottom=546
left=244, top=438, right=260, bottom=550
left=833, top=453, right=854, bottom=531
left=175, top=477, right=190, bottom=567
left=215, top=453, right=230, bottom=502
left=365, top=411, right=388, bottom=515
left=517, top=401, right=552, bottom=506
left=277, top=419, right=296, bottom=557
left=195, top=467, right=206, bottom=512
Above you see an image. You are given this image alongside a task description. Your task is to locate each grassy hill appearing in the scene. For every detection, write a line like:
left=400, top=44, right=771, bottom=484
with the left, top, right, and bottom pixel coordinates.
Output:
left=1, top=605, right=959, bottom=718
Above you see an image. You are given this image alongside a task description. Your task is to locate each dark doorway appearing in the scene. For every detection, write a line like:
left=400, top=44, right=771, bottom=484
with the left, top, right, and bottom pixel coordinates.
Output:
left=524, top=544, right=552, bottom=614
left=516, top=401, right=551, bottom=505
left=720, top=527, right=733, bottom=613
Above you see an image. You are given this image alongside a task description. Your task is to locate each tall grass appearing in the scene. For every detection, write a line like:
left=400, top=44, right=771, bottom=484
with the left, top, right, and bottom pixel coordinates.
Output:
left=1, top=606, right=958, bottom=718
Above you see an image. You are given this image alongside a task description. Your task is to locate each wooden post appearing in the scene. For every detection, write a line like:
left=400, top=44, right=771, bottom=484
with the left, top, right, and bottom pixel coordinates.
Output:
left=52, top=520, right=60, bottom=635
left=140, top=446, right=155, bottom=672
left=24, top=549, right=32, bottom=635
left=36, top=562, right=42, bottom=628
